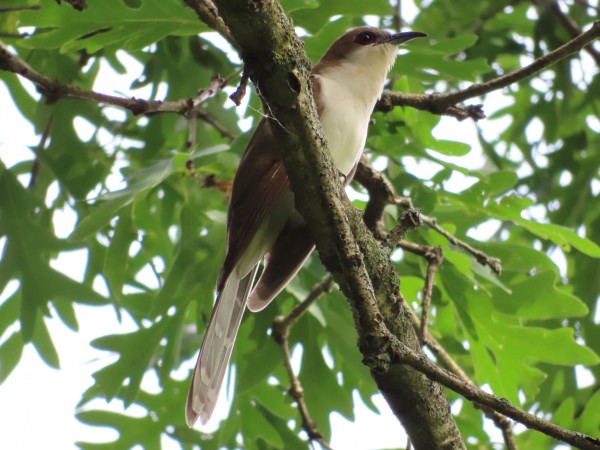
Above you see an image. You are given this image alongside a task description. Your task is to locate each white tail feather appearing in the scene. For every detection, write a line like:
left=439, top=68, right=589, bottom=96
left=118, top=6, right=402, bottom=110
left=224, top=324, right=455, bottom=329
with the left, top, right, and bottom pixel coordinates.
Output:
left=185, top=266, right=258, bottom=427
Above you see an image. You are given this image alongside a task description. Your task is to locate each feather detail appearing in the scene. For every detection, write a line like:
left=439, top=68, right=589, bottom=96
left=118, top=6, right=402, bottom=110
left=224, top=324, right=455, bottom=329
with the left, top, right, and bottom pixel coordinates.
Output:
left=247, top=222, right=315, bottom=312
left=186, top=266, right=258, bottom=426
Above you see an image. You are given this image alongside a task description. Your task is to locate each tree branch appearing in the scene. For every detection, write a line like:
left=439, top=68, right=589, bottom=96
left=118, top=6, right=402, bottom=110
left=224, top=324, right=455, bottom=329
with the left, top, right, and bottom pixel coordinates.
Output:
left=0, top=5, right=41, bottom=13
left=547, top=1, right=600, bottom=65
left=418, top=246, right=443, bottom=344
left=229, top=69, right=249, bottom=106
left=29, top=116, right=54, bottom=189
left=182, top=0, right=239, bottom=52
left=388, top=333, right=600, bottom=450
left=354, top=160, right=503, bottom=275
left=271, top=276, right=334, bottom=448
left=354, top=154, right=397, bottom=238
left=375, top=21, right=600, bottom=120
left=408, top=310, right=518, bottom=450
left=0, top=42, right=233, bottom=135
left=419, top=214, right=502, bottom=274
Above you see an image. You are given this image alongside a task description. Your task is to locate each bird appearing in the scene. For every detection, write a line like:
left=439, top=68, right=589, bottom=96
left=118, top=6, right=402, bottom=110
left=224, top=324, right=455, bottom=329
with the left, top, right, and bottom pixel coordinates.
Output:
left=186, top=26, right=426, bottom=427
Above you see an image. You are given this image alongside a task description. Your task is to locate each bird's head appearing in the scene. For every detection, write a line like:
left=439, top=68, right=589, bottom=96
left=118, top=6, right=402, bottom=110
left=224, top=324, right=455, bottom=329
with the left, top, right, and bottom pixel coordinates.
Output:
left=314, top=26, right=426, bottom=76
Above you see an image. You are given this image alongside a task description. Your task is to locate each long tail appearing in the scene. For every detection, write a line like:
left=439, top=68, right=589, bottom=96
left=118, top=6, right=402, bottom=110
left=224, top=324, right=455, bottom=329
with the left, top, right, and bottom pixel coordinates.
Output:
left=185, top=266, right=258, bottom=427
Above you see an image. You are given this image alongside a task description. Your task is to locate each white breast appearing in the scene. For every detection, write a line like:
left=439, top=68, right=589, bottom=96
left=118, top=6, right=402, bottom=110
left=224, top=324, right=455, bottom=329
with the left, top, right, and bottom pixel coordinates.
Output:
left=316, top=46, right=396, bottom=175
left=318, top=75, right=372, bottom=175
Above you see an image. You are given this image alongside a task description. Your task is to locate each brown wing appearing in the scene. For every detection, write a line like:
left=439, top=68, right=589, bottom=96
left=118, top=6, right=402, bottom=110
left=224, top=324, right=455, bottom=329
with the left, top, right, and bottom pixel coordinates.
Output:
left=216, top=119, right=290, bottom=291
left=246, top=221, right=315, bottom=312
left=217, top=75, right=325, bottom=291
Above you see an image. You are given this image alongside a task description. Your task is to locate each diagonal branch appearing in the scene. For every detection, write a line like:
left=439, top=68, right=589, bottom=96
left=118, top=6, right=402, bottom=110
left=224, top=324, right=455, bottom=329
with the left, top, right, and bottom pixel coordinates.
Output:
left=419, top=214, right=502, bottom=274
left=376, top=21, right=600, bottom=120
left=547, top=1, right=600, bottom=65
left=272, top=276, right=334, bottom=449
left=418, top=246, right=443, bottom=345
left=353, top=163, right=507, bottom=440
left=0, top=42, right=234, bottom=136
left=408, top=309, right=518, bottom=450
left=387, top=331, right=600, bottom=450
left=182, top=0, right=239, bottom=52
left=29, top=116, right=54, bottom=189
left=354, top=159, right=502, bottom=274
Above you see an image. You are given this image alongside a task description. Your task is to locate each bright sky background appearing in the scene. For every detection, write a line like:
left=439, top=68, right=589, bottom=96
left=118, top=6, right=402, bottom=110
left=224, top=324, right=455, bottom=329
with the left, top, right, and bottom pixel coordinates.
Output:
left=2, top=2, right=597, bottom=449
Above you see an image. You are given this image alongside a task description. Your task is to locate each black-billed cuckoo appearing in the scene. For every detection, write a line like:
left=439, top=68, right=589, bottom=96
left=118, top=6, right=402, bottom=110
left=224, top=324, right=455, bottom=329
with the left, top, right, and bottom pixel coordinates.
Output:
left=186, top=26, right=426, bottom=427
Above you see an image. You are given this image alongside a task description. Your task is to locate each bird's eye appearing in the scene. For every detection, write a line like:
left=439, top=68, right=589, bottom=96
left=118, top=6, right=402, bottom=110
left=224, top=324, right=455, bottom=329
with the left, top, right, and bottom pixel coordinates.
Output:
left=355, top=32, right=375, bottom=45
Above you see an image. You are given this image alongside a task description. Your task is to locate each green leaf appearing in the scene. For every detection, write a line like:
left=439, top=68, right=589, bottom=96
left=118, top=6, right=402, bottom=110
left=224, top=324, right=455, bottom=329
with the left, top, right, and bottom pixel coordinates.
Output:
left=553, top=397, right=575, bottom=429
left=300, top=319, right=354, bottom=440
left=68, top=196, right=131, bottom=242
left=15, top=0, right=206, bottom=53
left=250, top=383, right=295, bottom=420
left=83, top=319, right=168, bottom=405
left=518, top=222, right=600, bottom=258
left=428, top=34, right=479, bottom=55
left=0, top=333, right=24, bottom=383
left=492, top=271, right=588, bottom=319
left=578, top=389, right=600, bottom=435
left=291, top=0, right=391, bottom=33
left=239, top=396, right=284, bottom=449
left=31, top=313, right=60, bottom=368
left=53, top=299, right=79, bottom=331
left=236, top=338, right=281, bottom=394
left=427, top=139, right=472, bottom=157
left=0, top=290, right=20, bottom=338
left=77, top=409, right=161, bottom=450
left=103, top=206, right=136, bottom=300
left=490, top=196, right=600, bottom=257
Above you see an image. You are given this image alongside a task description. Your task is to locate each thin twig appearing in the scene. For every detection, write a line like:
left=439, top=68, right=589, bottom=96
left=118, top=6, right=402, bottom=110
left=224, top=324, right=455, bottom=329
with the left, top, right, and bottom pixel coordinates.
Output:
left=188, top=111, right=198, bottom=152
left=356, top=157, right=507, bottom=439
left=574, top=0, right=599, bottom=12
left=376, top=21, right=600, bottom=120
left=419, top=246, right=443, bottom=345
left=229, top=69, right=249, bottom=106
left=392, top=0, right=403, bottom=33
left=385, top=325, right=600, bottom=450
left=547, top=1, right=600, bottom=65
left=408, top=309, right=518, bottom=449
left=182, top=0, right=239, bottom=52
left=272, top=277, right=335, bottom=449
left=0, top=5, right=41, bottom=12
left=0, top=43, right=233, bottom=136
left=29, top=116, right=53, bottom=189
left=197, top=110, right=236, bottom=139
left=192, top=76, right=228, bottom=107
left=354, top=160, right=502, bottom=274
left=56, top=0, right=87, bottom=11
left=354, top=154, right=397, bottom=238
left=385, top=209, right=422, bottom=248
left=419, top=215, right=502, bottom=275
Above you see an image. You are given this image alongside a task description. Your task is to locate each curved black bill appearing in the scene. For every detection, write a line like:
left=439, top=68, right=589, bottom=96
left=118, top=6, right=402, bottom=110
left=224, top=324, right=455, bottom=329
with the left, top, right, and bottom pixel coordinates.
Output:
left=386, top=31, right=427, bottom=45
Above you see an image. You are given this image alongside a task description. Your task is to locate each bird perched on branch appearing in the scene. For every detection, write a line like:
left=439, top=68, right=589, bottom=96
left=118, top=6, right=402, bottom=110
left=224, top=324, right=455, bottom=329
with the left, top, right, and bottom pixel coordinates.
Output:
left=186, top=26, right=426, bottom=427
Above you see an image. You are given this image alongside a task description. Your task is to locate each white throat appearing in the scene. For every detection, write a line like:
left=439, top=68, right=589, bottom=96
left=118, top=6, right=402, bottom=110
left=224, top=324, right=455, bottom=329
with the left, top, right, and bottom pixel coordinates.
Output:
left=315, top=45, right=397, bottom=175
